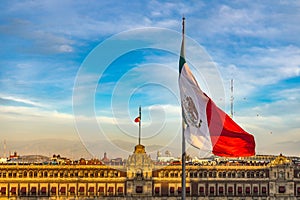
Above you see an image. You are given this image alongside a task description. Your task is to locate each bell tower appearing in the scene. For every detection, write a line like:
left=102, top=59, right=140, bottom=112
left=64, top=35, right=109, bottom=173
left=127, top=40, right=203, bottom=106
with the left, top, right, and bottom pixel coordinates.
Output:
left=125, top=107, right=153, bottom=197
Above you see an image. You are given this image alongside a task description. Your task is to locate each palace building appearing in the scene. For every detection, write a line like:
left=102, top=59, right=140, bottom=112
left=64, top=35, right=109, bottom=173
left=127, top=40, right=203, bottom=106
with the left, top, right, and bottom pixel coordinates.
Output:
left=0, top=143, right=300, bottom=200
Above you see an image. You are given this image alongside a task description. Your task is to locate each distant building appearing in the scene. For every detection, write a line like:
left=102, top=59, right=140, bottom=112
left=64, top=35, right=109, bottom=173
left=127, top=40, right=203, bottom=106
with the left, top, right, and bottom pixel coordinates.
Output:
left=0, top=144, right=299, bottom=199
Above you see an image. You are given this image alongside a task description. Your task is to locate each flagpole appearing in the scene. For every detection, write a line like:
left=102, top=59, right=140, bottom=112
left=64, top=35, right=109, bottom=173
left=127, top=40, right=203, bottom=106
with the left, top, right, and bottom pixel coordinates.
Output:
left=138, top=106, right=141, bottom=145
left=181, top=16, right=186, bottom=200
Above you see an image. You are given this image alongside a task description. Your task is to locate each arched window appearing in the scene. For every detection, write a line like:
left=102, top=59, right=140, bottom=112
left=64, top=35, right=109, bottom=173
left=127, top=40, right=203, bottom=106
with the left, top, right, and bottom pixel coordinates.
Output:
left=247, top=171, right=250, bottom=178
left=251, top=171, right=254, bottom=178
left=164, top=172, right=169, bottom=177
left=256, top=171, right=260, bottom=178
left=199, top=172, right=202, bottom=178
left=171, top=171, right=175, bottom=178
left=232, top=172, right=236, bottom=178
left=218, top=172, right=222, bottom=178
left=193, top=172, right=197, bottom=178
left=175, top=172, right=178, bottom=177
left=228, top=172, right=231, bottom=178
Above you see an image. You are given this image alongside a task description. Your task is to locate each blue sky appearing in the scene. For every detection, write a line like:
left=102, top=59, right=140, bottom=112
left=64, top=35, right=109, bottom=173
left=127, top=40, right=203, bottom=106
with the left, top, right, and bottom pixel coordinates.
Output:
left=0, top=0, right=300, bottom=158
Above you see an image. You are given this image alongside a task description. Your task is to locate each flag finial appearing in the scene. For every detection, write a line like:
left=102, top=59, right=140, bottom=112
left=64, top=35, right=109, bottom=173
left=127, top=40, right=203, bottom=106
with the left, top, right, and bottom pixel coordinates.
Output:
left=182, top=16, right=185, bottom=35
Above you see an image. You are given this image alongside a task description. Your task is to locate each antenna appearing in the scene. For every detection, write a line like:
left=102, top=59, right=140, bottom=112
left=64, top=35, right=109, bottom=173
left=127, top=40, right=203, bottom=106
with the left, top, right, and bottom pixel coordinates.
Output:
left=230, top=79, right=234, bottom=118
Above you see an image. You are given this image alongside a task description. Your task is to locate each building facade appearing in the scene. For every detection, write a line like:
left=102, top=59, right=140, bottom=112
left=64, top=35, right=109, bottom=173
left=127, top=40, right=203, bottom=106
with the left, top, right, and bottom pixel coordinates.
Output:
left=0, top=144, right=300, bottom=199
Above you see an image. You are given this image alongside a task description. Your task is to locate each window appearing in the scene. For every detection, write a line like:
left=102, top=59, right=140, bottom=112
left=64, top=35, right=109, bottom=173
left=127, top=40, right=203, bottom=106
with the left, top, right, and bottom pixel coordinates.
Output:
left=279, top=172, right=284, bottom=178
left=262, top=186, right=267, bottom=194
left=1, top=187, right=6, bottom=195
left=20, top=187, right=26, bottom=195
left=31, top=187, right=36, bottom=195
left=60, top=187, right=66, bottom=195
left=246, top=187, right=250, bottom=194
left=98, top=187, right=104, bottom=194
left=199, top=172, right=203, bottom=178
left=154, top=187, right=159, bottom=194
left=278, top=186, right=285, bottom=193
left=88, top=187, right=94, bottom=193
left=228, top=186, right=233, bottom=194
left=170, top=187, right=174, bottom=194
left=79, top=187, right=84, bottom=193
left=136, top=186, right=142, bottom=193
left=219, top=187, right=224, bottom=194
left=177, top=187, right=182, bottom=194
left=108, top=187, right=113, bottom=194
left=238, top=187, right=242, bottom=194
left=51, top=187, right=56, bottom=194
left=186, top=187, right=190, bottom=194
left=41, top=187, right=46, bottom=195
left=117, top=187, right=123, bottom=194
left=199, top=186, right=204, bottom=195
left=10, top=187, right=16, bottom=195
left=210, top=187, right=214, bottom=194
left=253, top=186, right=258, bottom=194
left=218, top=172, right=222, bottom=177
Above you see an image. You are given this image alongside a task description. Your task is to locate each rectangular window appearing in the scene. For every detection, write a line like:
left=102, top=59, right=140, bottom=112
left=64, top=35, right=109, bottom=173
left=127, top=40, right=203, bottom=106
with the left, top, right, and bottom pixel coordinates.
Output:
left=41, top=187, right=46, bottom=195
left=186, top=187, right=190, bottom=195
left=253, top=186, right=258, bottom=193
left=10, top=187, right=16, bottom=195
left=154, top=187, right=160, bottom=194
left=210, top=187, right=214, bottom=194
left=31, top=187, right=36, bottom=195
left=170, top=187, right=174, bottom=194
left=117, top=187, right=123, bottom=194
left=262, top=186, right=267, bottom=194
left=228, top=186, right=233, bottom=193
left=79, top=187, right=84, bottom=193
left=278, top=186, right=285, bottom=193
left=51, top=187, right=56, bottom=194
left=246, top=187, right=250, bottom=194
left=238, top=187, right=242, bottom=194
left=20, top=187, right=26, bottom=195
left=136, top=186, right=142, bottom=193
left=219, top=187, right=224, bottom=194
left=88, top=187, right=94, bottom=193
left=1, top=187, right=6, bottom=195
left=98, top=187, right=104, bottom=193
left=60, top=187, right=66, bottom=194
left=108, top=187, right=114, bottom=193
left=178, top=187, right=182, bottom=194
left=70, top=187, right=75, bottom=194
left=199, top=186, right=204, bottom=193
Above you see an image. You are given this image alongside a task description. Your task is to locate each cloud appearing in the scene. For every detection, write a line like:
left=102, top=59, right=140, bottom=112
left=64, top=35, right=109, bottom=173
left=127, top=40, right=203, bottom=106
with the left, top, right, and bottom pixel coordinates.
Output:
left=0, top=95, right=46, bottom=108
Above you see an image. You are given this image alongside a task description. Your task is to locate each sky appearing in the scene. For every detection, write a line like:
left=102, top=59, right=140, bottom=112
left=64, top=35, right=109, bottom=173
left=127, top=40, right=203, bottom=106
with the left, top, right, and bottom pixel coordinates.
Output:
left=0, top=0, right=300, bottom=159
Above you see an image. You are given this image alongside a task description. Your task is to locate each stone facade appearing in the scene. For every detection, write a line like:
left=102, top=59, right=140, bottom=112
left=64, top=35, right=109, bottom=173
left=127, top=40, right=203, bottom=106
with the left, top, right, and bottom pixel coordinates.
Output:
left=0, top=145, right=299, bottom=199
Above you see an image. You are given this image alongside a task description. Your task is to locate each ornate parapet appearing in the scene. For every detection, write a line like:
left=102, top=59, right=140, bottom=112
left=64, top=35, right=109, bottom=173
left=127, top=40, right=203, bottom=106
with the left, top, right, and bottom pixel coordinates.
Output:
left=268, top=154, right=292, bottom=167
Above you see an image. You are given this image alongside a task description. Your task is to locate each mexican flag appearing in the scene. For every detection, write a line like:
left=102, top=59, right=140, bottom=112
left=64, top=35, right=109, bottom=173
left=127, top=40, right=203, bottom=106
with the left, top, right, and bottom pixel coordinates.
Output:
left=178, top=25, right=255, bottom=157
